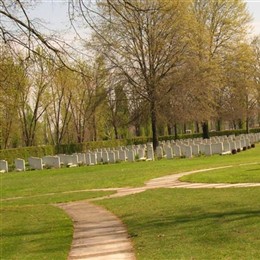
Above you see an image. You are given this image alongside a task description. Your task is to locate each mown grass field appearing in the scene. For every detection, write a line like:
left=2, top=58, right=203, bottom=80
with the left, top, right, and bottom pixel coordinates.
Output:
left=97, top=188, right=260, bottom=259
left=1, top=145, right=260, bottom=259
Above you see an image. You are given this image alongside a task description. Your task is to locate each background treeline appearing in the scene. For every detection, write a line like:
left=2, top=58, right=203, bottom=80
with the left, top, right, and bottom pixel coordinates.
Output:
left=0, top=0, right=260, bottom=150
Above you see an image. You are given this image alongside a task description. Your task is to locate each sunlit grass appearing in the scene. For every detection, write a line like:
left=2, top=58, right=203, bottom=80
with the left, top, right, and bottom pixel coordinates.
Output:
left=180, top=163, right=260, bottom=183
left=1, top=145, right=260, bottom=200
left=0, top=144, right=260, bottom=259
left=97, top=188, right=260, bottom=259
left=1, top=205, right=72, bottom=260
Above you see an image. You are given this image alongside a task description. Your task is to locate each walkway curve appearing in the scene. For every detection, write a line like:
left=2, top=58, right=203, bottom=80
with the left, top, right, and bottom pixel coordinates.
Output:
left=56, top=202, right=136, bottom=260
left=90, top=164, right=260, bottom=200
left=57, top=163, right=260, bottom=260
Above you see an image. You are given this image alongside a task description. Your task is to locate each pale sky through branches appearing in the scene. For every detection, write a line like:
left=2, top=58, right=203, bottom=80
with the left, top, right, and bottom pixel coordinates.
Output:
left=30, top=0, right=260, bottom=41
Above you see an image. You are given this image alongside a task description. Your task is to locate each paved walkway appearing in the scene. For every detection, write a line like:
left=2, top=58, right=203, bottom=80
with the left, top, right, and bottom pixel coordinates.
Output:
left=58, top=164, right=260, bottom=260
left=57, top=202, right=136, bottom=260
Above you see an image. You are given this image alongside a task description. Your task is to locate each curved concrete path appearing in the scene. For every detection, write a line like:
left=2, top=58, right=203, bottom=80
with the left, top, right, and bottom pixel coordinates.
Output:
left=57, top=163, right=260, bottom=260
left=57, top=202, right=136, bottom=260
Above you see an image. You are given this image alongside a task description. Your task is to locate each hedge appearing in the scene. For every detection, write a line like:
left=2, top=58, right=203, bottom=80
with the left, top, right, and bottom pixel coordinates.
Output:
left=0, top=145, right=54, bottom=164
left=1, top=128, right=260, bottom=164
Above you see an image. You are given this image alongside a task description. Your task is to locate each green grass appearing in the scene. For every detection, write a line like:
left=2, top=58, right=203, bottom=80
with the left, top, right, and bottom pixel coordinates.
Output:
left=0, top=190, right=114, bottom=259
left=1, top=145, right=260, bottom=200
left=96, top=188, right=260, bottom=259
left=180, top=163, right=260, bottom=183
left=1, top=145, right=260, bottom=259
left=1, top=205, right=72, bottom=260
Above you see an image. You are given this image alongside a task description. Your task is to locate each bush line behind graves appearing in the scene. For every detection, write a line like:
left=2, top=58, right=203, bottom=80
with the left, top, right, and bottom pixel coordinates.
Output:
left=1, top=128, right=260, bottom=164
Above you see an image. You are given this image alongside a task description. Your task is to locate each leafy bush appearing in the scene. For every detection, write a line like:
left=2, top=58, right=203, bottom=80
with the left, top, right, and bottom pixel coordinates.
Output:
left=0, top=145, right=54, bottom=164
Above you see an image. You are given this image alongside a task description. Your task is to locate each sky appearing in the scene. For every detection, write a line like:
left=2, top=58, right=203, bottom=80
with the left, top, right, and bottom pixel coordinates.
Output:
left=247, top=1, right=260, bottom=35
left=29, top=0, right=260, bottom=38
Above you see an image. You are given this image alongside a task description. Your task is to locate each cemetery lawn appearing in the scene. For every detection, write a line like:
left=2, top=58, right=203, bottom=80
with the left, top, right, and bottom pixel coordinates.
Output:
left=180, top=163, right=260, bottom=183
left=1, top=145, right=260, bottom=199
left=1, top=145, right=260, bottom=259
left=96, top=188, right=260, bottom=259
left=0, top=190, right=114, bottom=259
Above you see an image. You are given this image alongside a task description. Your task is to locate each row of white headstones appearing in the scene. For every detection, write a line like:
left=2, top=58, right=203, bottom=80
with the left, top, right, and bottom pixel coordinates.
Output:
left=0, top=133, right=259, bottom=173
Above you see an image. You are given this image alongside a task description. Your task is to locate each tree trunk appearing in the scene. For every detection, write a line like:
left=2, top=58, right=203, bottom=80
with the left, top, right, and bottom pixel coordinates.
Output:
left=113, top=124, right=119, bottom=139
left=195, top=121, right=200, bottom=133
left=246, top=117, right=249, bottom=134
left=135, top=124, right=141, bottom=136
left=238, top=119, right=243, bottom=129
left=167, top=124, right=172, bottom=136
left=92, top=113, right=97, bottom=141
left=202, top=121, right=209, bottom=139
left=216, top=119, right=221, bottom=131
left=174, top=123, right=178, bottom=140
left=150, top=101, right=158, bottom=150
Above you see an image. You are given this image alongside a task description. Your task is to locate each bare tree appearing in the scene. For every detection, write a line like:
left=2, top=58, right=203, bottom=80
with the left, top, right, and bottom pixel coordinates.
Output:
left=17, top=50, right=52, bottom=146
left=70, top=0, right=191, bottom=149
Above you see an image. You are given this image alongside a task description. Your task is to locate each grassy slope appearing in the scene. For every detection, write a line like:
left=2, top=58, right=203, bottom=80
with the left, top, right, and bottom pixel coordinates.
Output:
left=97, top=188, right=260, bottom=259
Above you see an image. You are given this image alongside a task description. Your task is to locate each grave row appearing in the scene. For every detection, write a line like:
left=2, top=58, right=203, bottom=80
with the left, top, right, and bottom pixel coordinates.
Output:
left=0, top=133, right=259, bottom=173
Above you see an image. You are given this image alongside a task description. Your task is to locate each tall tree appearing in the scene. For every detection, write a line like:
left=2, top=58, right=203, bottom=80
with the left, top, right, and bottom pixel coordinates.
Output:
left=17, top=51, right=52, bottom=146
left=45, top=64, right=73, bottom=145
left=0, top=50, right=21, bottom=148
left=72, top=0, right=191, bottom=149
left=191, top=0, right=252, bottom=137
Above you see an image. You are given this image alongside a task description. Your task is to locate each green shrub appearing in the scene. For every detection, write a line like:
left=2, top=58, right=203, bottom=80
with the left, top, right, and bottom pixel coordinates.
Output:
left=1, top=128, right=260, bottom=163
left=0, top=145, right=54, bottom=164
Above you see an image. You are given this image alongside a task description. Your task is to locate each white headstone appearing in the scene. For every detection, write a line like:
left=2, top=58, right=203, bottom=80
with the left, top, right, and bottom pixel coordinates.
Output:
left=119, top=150, right=127, bottom=161
left=102, top=151, right=109, bottom=163
left=138, top=148, right=146, bottom=160
left=211, top=143, right=223, bottom=155
left=245, top=139, right=251, bottom=148
left=235, top=140, right=242, bottom=150
left=204, top=144, right=212, bottom=156
left=96, top=152, right=102, bottom=163
left=114, top=150, right=120, bottom=161
left=108, top=151, right=116, bottom=163
left=230, top=141, right=237, bottom=151
left=223, top=142, right=231, bottom=153
left=70, top=154, right=79, bottom=165
left=43, top=156, right=60, bottom=168
left=156, top=146, right=163, bottom=159
left=191, top=144, right=199, bottom=156
left=127, top=150, right=135, bottom=162
left=77, top=153, right=86, bottom=164
left=0, top=160, right=8, bottom=173
left=15, top=158, right=26, bottom=171
left=147, top=148, right=154, bottom=161
left=165, top=146, right=173, bottom=159
left=86, top=153, right=91, bottom=165
left=90, top=152, right=97, bottom=165
left=173, top=145, right=181, bottom=157
left=184, top=145, right=192, bottom=158
left=28, top=157, right=43, bottom=170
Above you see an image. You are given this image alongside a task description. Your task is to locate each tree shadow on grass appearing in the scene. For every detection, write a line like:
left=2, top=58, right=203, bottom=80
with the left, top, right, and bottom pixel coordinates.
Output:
left=125, top=208, right=260, bottom=233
